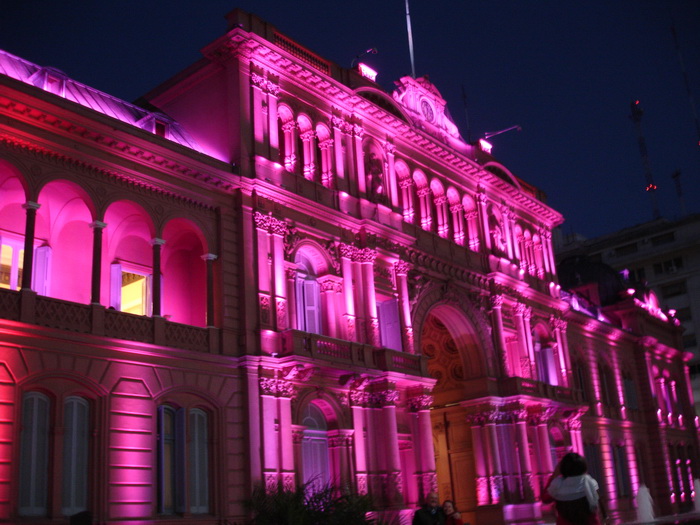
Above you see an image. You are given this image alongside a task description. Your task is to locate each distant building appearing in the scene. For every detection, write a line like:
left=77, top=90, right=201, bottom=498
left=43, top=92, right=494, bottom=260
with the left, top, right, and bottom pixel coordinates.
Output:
left=556, top=215, right=700, bottom=413
left=0, top=9, right=697, bottom=525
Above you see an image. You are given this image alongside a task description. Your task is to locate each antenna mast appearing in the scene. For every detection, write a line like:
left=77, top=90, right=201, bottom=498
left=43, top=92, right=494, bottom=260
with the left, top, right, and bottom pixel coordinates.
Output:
left=629, top=100, right=661, bottom=220
left=405, top=0, right=416, bottom=78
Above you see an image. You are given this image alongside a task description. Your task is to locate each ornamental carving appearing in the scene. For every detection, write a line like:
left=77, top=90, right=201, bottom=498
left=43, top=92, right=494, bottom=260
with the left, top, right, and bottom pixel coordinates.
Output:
left=490, top=295, right=504, bottom=309
left=259, top=377, right=296, bottom=398
left=349, top=389, right=369, bottom=407
left=407, top=394, right=434, bottom=412
left=394, top=260, right=411, bottom=276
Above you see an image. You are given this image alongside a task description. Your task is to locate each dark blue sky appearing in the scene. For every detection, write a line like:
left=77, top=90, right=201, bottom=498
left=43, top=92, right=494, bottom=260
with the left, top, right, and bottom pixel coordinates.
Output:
left=3, top=1, right=699, bottom=239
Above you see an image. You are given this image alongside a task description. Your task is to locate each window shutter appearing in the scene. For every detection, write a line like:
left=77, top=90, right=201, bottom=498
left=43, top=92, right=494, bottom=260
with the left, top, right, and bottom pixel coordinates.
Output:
left=189, top=409, right=209, bottom=514
left=110, top=263, right=122, bottom=310
left=379, top=298, right=402, bottom=351
left=174, top=408, right=186, bottom=514
left=62, top=397, right=89, bottom=515
left=32, top=245, right=52, bottom=295
left=303, top=279, right=321, bottom=334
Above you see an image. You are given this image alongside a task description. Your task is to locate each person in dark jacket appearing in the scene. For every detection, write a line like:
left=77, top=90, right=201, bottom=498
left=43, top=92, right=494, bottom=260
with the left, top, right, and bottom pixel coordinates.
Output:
left=413, top=492, right=446, bottom=525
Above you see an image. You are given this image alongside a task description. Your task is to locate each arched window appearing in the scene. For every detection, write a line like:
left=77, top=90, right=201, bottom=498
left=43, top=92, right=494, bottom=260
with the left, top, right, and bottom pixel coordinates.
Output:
left=301, top=404, right=330, bottom=492
left=19, top=392, right=50, bottom=517
left=295, top=255, right=322, bottom=335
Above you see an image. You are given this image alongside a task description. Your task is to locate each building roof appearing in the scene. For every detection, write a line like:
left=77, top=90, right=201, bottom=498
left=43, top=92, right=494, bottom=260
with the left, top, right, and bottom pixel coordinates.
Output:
left=0, top=49, right=204, bottom=153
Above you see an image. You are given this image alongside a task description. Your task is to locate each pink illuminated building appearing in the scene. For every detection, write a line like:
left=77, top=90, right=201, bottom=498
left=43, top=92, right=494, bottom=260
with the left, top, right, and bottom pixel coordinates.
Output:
left=0, top=9, right=697, bottom=525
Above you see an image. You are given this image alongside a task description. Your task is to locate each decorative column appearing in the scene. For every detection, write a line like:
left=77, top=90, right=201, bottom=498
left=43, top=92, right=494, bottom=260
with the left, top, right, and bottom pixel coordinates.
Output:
left=475, top=189, right=491, bottom=251
left=359, top=248, right=379, bottom=346
left=318, top=138, right=334, bottom=188
left=513, top=406, right=534, bottom=501
left=551, top=316, right=571, bottom=387
left=450, top=203, right=465, bottom=246
left=465, top=209, right=480, bottom=252
left=514, top=303, right=534, bottom=379
left=251, top=72, right=268, bottom=152
left=350, top=387, right=369, bottom=495
left=300, top=130, right=316, bottom=181
left=254, top=212, right=273, bottom=327
left=484, top=407, right=504, bottom=503
left=489, top=295, right=510, bottom=377
left=467, top=413, right=491, bottom=505
left=259, top=373, right=296, bottom=492
left=529, top=408, right=554, bottom=493
left=370, top=384, right=403, bottom=506
left=435, top=195, right=449, bottom=238
left=408, top=390, right=437, bottom=498
left=501, top=205, right=515, bottom=260
left=339, top=244, right=357, bottom=341
left=417, top=187, right=432, bottom=232
left=20, top=201, right=40, bottom=290
left=90, top=220, right=107, bottom=304
left=384, top=142, right=399, bottom=208
left=281, top=120, right=297, bottom=172
left=399, top=178, right=415, bottom=224
left=352, top=124, right=366, bottom=195
left=151, top=238, right=165, bottom=317
left=394, top=261, right=414, bottom=353
left=565, top=415, right=584, bottom=455
left=270, top=218, right=288, bottom=330
left=331, top=116, right=348, bottom=186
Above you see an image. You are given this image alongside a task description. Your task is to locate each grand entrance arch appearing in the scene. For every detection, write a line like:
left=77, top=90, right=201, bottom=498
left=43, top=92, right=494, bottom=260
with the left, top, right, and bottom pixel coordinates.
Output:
left=420, top=303, right=487, bottom=524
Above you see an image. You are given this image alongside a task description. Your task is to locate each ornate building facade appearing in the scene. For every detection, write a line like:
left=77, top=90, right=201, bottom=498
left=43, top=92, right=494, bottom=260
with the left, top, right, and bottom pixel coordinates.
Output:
left=0, top=9, right=696, bottom=525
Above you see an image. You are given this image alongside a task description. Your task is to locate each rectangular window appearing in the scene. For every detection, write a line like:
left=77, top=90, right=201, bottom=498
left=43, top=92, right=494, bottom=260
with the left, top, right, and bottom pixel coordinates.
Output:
left=651, top=232, right=675, bottom=246
left=612, top=445, right=631, bottom=497
left=583, top=443, right=603, bottom=486
left=623, top=377, right=638, bottom=410
left=660, top=281, right=687, bottom=299
left=158, top=406, right=209, bottom=515
left=614, top=243, right=638, bottom=256
left=19, top=393, right=50, bottom=516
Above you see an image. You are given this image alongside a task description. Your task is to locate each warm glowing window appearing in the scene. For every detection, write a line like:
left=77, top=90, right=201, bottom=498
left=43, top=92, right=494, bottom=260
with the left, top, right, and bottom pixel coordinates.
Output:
left=0, top=236, right=24, bottom=290
left=111, top=262, right=152, bottom=315
left=62, top=397, right=89, bottom=516
left=157, top=405, right=209, bottom=515
left=19, top=392, right=50, bottom=517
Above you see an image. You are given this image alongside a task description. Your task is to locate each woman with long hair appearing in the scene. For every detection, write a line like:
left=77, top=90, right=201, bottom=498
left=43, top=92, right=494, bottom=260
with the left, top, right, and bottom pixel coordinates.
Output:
left=544, top=452, right=607, bottom=525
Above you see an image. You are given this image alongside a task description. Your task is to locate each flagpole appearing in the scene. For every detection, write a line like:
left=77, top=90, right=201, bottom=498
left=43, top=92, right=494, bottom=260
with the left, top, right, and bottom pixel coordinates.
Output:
left=405, top=0, right=416, bottom=78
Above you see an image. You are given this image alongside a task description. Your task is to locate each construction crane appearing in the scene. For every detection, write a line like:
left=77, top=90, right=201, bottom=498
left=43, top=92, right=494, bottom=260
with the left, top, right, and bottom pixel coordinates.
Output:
left=629, top=100, right=661, bottom=220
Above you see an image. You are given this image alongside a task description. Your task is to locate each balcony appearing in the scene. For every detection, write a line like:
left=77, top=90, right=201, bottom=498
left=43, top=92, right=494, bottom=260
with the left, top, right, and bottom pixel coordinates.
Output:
left=0, top=288, right=217, bottom=353
left=281, top=329, right=427, bottom=376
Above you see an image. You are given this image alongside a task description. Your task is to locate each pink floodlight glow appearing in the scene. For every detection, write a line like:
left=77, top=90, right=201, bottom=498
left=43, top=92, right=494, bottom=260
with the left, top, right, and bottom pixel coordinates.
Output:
left=358, top=63, right=378, bottom=82
left=627, top=288, right=635, bottom=295
left=478, top=138, right=493, bottom=154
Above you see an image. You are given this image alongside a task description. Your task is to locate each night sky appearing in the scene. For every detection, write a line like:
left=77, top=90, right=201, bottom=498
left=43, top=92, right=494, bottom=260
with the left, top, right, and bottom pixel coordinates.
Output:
left=3, top=1, right=699, bottom=239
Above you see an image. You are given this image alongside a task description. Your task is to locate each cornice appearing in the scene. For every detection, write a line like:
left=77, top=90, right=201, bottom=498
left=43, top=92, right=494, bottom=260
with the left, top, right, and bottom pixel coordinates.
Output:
left=0, top=91, right=236, bottom=195
left=0, top=134, right=216, bottom=213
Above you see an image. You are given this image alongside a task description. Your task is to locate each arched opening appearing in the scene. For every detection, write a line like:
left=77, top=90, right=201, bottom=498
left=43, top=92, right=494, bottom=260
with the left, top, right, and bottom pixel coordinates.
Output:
left=421, top=304, right=485, bottom=520
left=161, top=218, right=208, bottom=326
